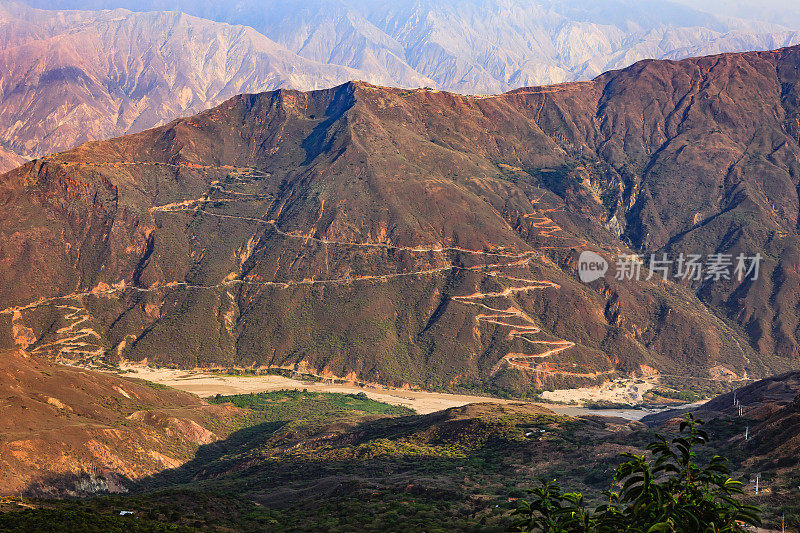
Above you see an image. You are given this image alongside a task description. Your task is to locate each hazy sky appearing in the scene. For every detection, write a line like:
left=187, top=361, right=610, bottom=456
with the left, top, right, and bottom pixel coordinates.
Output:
left=14, top=0, right=800, bottom=31
left=671, top=0, right=800, bottom=29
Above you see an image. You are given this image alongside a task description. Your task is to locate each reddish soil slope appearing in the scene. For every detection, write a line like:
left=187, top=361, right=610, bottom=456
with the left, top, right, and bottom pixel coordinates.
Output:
left=0, top=349, right=244, bottom=496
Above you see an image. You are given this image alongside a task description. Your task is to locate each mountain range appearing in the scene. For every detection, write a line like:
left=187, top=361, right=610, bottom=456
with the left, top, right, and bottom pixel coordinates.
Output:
left=4, top=45, right=800, bottom=394
left=6, top=3, right=800, bottom=530
left=2, top=0, right=800, bottom=172
left=0, top=2, right=366, bottom=172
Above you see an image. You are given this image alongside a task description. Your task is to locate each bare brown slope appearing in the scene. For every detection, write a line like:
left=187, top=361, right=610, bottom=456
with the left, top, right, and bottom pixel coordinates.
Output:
left=0, top=147, right=25, bottom=173
left=0, top=349, right=244, bottom=496
left=6, top=47, right=800, bottom=393
left=526, top=47, right=800, bottom=360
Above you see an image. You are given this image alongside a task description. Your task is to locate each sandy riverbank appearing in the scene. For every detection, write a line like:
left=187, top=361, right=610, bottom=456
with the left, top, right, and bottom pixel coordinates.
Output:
left=541, top=378, right=657, bottom=405
left=118, top=365, right=517, bottom=415
left=115, top=365, right=688, bottom=420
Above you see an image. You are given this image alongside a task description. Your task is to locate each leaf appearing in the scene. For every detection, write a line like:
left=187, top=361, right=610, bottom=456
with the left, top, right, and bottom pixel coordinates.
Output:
left=647, top=521, right=674, bottom=532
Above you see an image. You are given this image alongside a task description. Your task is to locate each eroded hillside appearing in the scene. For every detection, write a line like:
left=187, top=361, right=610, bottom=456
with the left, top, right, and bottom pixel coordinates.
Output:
left=4, top=46, right=800, bottom=393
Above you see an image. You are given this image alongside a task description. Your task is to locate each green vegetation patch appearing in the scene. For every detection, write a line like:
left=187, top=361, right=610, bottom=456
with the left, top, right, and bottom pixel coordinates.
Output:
left=207, top=390, right=415, bottom=420
left=0, top=507, right=189, bottom=533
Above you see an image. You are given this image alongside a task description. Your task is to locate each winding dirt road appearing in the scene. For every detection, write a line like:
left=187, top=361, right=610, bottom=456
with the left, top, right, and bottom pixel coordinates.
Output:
left=3, top=162, right=591, bottom=379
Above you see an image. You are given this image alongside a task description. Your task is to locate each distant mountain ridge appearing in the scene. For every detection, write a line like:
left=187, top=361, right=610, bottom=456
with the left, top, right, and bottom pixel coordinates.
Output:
left=2, top=0, right=800, bottom=172
left=20, top=0, right=800, bottom=92
left=0, top=2, right=372, bottom=172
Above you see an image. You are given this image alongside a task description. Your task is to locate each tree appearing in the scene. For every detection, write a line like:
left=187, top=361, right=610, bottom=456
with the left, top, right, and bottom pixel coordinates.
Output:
left=511, top=414, right=761, bottom=532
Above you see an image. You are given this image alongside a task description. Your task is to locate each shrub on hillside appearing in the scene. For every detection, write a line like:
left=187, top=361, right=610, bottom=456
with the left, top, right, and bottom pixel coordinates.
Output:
left=511, top=415, right=760, bottom=532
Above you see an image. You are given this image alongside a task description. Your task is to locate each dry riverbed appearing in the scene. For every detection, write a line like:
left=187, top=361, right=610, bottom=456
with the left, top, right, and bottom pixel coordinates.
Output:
left=114, top=365, right=690, bottom=420
left=117, top=365, right=517, bottom=414
left=541, top=378, right=656, bottom=405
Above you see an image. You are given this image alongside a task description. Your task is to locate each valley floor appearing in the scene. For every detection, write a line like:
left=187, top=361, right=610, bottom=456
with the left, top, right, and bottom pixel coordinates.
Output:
left=115, top=364, right=690, bottom=420
left=117, top=364, right=517, bottom=414
left=1, top=358, right=793, bottom=532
